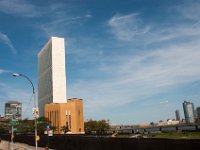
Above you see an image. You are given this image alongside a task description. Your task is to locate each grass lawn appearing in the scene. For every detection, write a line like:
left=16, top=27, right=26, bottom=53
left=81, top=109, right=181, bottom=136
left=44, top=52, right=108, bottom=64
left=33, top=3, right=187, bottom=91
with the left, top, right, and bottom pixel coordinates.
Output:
left=151, top=132, right=200, bottom=139
left=116, top=132, right=200, bottom=139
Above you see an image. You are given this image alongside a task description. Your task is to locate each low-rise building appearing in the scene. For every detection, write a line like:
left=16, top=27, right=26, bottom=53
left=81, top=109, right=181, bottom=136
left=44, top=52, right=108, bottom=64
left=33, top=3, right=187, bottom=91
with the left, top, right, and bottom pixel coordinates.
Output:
left=158, top=119, right=179, bottom=126
left=44, top=98, right=84, bottom=134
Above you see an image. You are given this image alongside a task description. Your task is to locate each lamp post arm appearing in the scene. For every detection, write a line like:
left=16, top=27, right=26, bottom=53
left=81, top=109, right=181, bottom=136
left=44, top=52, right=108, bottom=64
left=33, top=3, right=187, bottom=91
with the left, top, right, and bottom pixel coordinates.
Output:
left=19, top=74, right=35, bottom=94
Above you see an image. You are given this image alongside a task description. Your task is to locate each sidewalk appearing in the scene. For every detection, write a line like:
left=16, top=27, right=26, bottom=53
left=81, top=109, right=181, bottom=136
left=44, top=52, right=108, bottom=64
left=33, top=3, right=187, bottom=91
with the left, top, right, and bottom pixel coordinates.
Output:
left=0, top=140, right=45, bottom=150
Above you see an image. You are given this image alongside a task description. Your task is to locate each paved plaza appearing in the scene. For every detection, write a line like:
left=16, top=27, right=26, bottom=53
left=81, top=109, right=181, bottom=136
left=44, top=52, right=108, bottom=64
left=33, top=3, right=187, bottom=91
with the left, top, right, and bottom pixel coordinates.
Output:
left=0, top=140, right=44, bottom=150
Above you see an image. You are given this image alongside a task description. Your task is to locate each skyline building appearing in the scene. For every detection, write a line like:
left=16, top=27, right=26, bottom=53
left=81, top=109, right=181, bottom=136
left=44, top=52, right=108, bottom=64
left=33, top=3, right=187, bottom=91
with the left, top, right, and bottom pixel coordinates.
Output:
left=197, top=107, right=200, bottom=119
left=182, top=101, right=195, bottom=123
left=175, top=109, right=180, bottom=121
left=38, top=36, right=85, bottom=134
left=5, top=101, right=22, bottom=120
left=38, top=37, right=67, bottom=116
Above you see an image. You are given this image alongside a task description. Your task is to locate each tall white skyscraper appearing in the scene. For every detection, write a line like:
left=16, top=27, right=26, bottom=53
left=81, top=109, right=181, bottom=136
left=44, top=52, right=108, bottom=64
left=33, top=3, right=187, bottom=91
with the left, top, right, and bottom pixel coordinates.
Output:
left=38, top=37, right=67, bottom=116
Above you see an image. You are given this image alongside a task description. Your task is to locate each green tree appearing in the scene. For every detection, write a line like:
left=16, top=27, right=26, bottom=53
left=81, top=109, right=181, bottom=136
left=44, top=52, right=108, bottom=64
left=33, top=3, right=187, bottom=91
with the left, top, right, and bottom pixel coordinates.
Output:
left=0, top=124, right=9, bottom=134
left=16, top=118, right=34, bottom=133
left=36, top=117, right=51, bottom=134
left=84, top=119, right=110, bottom=135
left=85, top=119, right=97, bottom=134
left=15, top=117, right=51, bottom=134
left=96, top=120, right=110, bottom=135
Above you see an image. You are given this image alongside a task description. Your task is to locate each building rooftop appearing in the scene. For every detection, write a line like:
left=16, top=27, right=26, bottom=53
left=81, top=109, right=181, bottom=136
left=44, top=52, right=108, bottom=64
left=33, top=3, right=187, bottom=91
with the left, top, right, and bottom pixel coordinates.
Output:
left=67, top=98, right=83, bottom=101
left=5, top=101, right=21, bottom=104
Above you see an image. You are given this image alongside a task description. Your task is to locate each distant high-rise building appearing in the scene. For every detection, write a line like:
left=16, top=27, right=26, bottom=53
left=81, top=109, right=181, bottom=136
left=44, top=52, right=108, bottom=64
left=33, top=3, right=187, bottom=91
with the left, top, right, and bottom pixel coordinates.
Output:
left=38, top=37, right=67, bottom=116
left=175, top=110, right=180, bottom=121
left=182, top=101, right=195, bottom=123
left=5, top=101, right=22, bottom=120
left=197, top=107, right=200, bottom=119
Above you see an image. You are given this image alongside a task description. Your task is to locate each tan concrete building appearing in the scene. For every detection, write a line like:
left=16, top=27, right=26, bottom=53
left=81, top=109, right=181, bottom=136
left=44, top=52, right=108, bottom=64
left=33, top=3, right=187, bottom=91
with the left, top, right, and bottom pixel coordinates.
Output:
left=44, top=98, right=85, bottom=134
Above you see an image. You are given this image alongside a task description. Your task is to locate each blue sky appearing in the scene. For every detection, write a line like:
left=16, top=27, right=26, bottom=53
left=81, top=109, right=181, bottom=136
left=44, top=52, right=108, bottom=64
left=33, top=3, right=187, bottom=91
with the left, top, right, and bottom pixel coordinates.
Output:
left=0, top=0, right=200, bottom=124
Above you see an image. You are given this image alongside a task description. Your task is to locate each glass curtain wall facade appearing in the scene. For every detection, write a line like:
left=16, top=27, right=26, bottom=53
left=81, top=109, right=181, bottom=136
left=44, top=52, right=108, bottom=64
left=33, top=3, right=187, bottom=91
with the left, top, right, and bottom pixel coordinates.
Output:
left=175, top=109, right=180, bottom=121
left=182, top=101, right=195, bottom=123
left=197, top=107, right=200, bottom=119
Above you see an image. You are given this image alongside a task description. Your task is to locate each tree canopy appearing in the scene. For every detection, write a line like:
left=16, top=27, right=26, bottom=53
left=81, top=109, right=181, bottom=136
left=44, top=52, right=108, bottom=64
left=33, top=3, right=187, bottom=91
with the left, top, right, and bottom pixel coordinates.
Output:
left=0, top=117, right=51, bottom=134
left=84, top=119, right=110, bottom=135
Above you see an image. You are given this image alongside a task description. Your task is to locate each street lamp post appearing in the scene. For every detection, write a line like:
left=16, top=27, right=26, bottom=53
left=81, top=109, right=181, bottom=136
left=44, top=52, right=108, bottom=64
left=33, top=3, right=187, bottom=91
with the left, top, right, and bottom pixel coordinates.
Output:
left=12, top=73, right=38, bottom=150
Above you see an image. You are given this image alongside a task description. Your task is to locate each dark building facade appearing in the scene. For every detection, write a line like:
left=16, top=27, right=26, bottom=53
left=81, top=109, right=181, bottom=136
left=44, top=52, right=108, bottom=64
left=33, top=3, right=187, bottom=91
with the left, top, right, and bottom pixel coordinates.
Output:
left=197, top=107, right=200, bottom=119
left=175, top=109, right=180, bottom=121
left=182, top=101, right=195, bottom=123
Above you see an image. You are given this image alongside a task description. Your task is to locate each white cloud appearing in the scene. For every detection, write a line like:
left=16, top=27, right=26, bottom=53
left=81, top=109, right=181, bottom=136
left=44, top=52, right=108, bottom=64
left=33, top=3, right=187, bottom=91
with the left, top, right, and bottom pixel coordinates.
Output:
left=108, top=13, right=151, bottom=41
left=0, top=0, right=40, bottom=17
left=117, top=44, right=199, bottom=89
left=0, top=0, right=77, bottom=18
left=66, top=4, right=200, bottom=122
left=39, top=13, right=92, bottom=36
left=108, top=11, right=200, bottom=43
left=0, top=32, right=17, bottom=54
left=160, top=100, right=169, bottom=104
left=0, top=0, right=93, bottom=39
left=0, top=69, right=10, bottom=74
left=68, top=10, right=200, bottom=119
left=85, top=14, right=92, bottom=18
left=175, top=1, right=200, bottom=21
left=68, top=38, right=200, bottom=119
left=147, top=24, right=200, bottom=45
